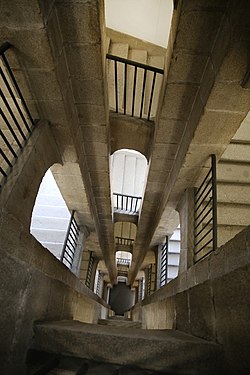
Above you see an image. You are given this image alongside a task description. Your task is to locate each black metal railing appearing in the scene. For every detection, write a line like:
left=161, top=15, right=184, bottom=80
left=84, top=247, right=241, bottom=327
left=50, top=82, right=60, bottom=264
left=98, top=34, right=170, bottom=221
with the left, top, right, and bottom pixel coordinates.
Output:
left=95, top=270, right=103, bottom=297
left=113, top=193, right=142, bottom=214
left=146, top=264, right=152, bottom=296
left=0, top=42, right=35, bottom=188
left=116, top=257, right=130, bottom=266
left=107, top=54, right=164, bottom=121
left=160, top=239, right=168, bottom=287
left=60, top=210, right=80, bottom=269
left=85, top=251, right=94, bottom=289
left=138, top=277, right=144, bottom=301
left=115, top=236, right=134, bottom=247
left=194, top=154, right=217, bottom=263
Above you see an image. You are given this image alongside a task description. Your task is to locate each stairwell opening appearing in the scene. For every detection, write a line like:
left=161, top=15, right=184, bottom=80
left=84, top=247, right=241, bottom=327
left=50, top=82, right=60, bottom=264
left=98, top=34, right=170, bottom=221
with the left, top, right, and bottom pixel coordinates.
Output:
left=30, top=168, right=71, bottom=261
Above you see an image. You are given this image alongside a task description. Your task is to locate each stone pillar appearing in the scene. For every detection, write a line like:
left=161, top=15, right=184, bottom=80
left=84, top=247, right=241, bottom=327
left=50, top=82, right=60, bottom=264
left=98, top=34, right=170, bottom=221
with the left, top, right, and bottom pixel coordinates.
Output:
left=71, top=226, right=89, bottom=277
left=176, top=188, right=195, bottom=273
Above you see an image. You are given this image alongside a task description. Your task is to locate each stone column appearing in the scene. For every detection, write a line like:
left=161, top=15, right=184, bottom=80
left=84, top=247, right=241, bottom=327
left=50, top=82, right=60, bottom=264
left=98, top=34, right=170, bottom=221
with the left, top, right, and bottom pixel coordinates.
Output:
left=176, top=188, right=195, bottom=273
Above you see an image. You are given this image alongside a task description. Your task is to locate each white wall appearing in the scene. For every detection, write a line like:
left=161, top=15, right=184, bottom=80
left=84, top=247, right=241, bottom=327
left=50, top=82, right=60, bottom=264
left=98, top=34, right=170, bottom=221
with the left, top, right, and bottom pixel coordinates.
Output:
left=105, top=0, right=173, bottom=48
left=30, top=169, right=70, bottom=259
left=111, top=149, right=147, bottom=197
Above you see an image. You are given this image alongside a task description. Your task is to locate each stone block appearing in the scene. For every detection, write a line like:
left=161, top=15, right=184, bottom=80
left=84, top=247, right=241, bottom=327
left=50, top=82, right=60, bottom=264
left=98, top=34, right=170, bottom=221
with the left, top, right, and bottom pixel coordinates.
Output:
left=156, top=118, right=186, bottom=144
left=176, top=10, right=224, bottom=53
left=152, top=143, right=178, bottom=160
left=46, top=7, right=64, bottom=60
left=65, top=44, right=103, bottom=80
left=0, top=250, right=30, bottom=367
left=189, top=281, right=216, bottom=341
left=212, top=264, right=250, bottom=373
left=84, top=141, right=108, bottom=157
left=46, top=279, right=65, bottom=320
left=77, top=104, right=107, bottom=125
left=160, top=83, right=199, bottom=121
left=192, top=109, right=244, bottom=145
left=208, top=246, right=225, bottom=280
left=86, top=156, right=109, bottom=172
left=56, top=2, right=101, bottom=44
left=168, top=51, right=208, bottom=84
left=206, top=82, right=250, bottom=113
left=71, top=78, right=105, bottom=106
left=175, top=290, right=190, bottom=333
left=223, top=227, right=250, bottom=274
left=0, top=0, right=42, bottom=29
left=195, top=256, right=209, bottom=285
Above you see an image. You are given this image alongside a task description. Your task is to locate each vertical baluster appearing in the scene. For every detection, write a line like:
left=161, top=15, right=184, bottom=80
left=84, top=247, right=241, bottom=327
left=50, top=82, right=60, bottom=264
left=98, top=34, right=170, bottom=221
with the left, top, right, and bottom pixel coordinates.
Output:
left=140, top=69, right=147, bottom=118
left=114, top=60, right=118, bottom=113
left=211, top=154, right=217, bottom=252
left=124, top=63, right=127, bottom=115
left=147, top=71, right=157, bottom=120
left=132, top=66, right=137, bottom=117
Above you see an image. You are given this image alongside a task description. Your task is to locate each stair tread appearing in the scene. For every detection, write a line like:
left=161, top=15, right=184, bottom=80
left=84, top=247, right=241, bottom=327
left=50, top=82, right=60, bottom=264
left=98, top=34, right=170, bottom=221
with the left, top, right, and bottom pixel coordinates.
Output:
left=33, top=320, right=223, bottom=373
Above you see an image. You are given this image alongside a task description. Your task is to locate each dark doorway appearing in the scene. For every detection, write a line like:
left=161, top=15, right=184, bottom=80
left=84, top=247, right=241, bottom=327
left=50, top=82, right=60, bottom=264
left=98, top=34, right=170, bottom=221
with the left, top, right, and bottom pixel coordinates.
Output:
left=109, top=282, right=135, bottom=315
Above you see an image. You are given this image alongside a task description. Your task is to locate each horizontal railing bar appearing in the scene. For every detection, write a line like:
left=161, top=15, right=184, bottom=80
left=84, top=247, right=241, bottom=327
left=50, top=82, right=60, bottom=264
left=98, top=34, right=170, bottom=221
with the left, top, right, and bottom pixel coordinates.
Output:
left=113, top=192, right=142, bottom=199
left=106, top=54, right=164, bottom=74
left=0, top=42, right=12, bottom=55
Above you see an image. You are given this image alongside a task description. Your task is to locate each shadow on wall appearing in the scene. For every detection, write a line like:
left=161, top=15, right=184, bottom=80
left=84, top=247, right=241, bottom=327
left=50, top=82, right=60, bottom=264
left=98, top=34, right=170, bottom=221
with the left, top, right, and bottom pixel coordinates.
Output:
left=109, top=282, right=135, bottom=315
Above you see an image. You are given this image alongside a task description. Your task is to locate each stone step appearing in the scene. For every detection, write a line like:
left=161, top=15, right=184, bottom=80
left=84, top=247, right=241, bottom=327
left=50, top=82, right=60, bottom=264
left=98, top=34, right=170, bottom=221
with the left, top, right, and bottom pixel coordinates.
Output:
left=98, top=318, right=142, bottom=329
left=38, top=354, right=161, bottom=375
left=108, top=42, right=129, bottom=111
left=217, top=182, right=250, bottom=205
left=217, top=161, right=250, bottom=184
left=217, top=202, right=250, bottom=226
left=221, top=142, right=250, bottom=163
left=33, top=320, right=223, bottom=374
left=217, top=225, right=246, bottom=247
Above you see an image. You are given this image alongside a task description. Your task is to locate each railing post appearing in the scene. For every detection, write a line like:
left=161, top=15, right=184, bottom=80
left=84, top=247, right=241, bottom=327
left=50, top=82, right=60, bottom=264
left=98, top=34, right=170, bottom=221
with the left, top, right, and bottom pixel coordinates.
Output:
left=211, top=154, right=217, bottom=251
left=60, top=210, right=75, bottom=263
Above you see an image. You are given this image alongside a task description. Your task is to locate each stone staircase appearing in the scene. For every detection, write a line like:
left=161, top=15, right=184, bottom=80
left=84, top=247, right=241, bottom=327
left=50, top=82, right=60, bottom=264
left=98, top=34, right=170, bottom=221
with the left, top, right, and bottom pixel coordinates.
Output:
left=29, top=320, right=224, bottom=374
left=98, top=316, right=142, bottom=329
left=216, top=117, right=250, bottom=247
left=106, top=29, right=165, bottom=120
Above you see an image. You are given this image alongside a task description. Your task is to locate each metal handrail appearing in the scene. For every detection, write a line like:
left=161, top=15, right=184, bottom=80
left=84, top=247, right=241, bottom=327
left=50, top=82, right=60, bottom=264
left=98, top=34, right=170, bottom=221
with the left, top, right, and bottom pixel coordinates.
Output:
left=107, top=53, right=164, bottom=120
left=0, top=42, right=35, bottom=188
left=160, top=239, right=168, bottom=287
left=115, top=236, right=134, bottom=246
left=194, top=155, right=217, bottom=263
left=113, top=192, right=142, bottom=214
left=60, top=210, right=80, bottom=269
left=116, top=257, right=130, bottom=266
left=85, top=251, right=94, bottom=289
